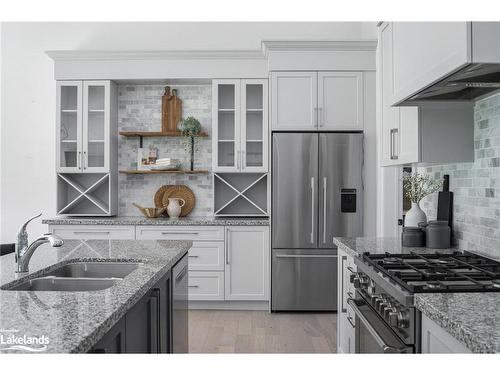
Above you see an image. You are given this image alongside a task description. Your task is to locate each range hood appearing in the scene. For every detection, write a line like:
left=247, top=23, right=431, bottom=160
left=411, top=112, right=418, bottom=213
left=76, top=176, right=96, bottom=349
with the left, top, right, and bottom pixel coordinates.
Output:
left=406, top=63, right=500, bottom=102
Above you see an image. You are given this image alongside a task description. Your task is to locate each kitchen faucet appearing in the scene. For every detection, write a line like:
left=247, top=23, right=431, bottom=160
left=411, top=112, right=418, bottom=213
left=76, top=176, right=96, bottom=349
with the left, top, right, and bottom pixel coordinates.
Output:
left=15, top=213, right=64, bottom=273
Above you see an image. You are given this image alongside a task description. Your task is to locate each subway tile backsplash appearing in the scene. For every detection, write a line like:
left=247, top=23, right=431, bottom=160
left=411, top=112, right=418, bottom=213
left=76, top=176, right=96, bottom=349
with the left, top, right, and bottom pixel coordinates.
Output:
left=420, top=92, right=500, bottom=260
left=118, top=84, right=213, bottom=216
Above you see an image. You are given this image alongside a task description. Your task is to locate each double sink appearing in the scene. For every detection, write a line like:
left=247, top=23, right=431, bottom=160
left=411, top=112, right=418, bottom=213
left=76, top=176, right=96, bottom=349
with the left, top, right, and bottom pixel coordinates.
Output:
left=2, top=262, right=142, bottom=292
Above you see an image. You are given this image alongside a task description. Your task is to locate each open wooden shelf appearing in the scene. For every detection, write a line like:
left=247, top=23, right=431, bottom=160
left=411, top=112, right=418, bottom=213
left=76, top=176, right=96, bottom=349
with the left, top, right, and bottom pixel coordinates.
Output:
left=119, top=131, right=209, bottom=138
left=119, top=169, right=209, bottom=175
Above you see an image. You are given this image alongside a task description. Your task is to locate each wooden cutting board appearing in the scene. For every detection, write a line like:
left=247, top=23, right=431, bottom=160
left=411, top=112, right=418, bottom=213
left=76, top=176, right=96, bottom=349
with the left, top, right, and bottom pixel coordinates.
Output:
left=154, top=185, right=195, bottom=217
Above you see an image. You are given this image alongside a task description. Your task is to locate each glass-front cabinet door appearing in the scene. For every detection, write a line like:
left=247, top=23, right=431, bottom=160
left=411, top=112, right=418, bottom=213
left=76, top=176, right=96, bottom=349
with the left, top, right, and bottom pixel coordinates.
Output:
left=57, top=81, right=83, bottom=172
left=241, top=79, right=268, bottom=172
left=83, top=81, right=109, bottom=172
left=213, top=80, right=240, bottom=172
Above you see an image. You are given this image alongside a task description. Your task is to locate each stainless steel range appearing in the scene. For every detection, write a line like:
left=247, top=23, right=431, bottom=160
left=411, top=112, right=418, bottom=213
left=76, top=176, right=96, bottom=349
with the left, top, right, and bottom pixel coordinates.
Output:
left=349, top=251, right=500, bottom=353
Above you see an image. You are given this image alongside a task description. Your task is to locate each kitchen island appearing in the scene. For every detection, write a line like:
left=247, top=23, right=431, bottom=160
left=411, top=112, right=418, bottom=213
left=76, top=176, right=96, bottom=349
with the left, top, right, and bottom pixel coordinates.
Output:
left=0, top=239, right=190, bottom=353
left=333, top=237, right=500, bottom=354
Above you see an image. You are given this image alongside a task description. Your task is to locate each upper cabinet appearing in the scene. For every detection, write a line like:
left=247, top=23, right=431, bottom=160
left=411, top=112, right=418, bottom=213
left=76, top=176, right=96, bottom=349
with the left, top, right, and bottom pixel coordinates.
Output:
left=271, top=71, right=364, bottom=131
left=390, top=22, right=500, bottom=105
left=57, top=80, right=116, bottom=173
left=379, top=23, right=475, bottom=167
left=212, top=79, right=268, bottom=172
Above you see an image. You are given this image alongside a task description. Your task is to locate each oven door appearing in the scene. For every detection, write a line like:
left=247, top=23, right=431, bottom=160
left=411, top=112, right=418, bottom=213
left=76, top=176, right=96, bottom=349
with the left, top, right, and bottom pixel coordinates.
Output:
left=348, top=298, right=414, bottom=353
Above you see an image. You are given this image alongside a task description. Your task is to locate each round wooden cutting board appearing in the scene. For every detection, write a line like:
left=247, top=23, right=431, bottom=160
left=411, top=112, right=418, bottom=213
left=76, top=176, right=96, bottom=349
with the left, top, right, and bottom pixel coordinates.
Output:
left=154, top=185, right=195, bottom=217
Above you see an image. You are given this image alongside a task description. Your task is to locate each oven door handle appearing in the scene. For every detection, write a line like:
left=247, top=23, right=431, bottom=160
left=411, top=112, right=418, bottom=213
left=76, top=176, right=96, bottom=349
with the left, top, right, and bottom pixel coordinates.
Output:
left=347, top=298, right=407, bottom=354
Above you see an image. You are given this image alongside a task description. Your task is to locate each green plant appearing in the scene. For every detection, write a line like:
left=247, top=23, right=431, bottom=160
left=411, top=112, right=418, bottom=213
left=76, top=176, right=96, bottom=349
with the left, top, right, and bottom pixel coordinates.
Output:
left=179, top=116, right=202, bottom=136
left=403, top=172, right=442, bottom=203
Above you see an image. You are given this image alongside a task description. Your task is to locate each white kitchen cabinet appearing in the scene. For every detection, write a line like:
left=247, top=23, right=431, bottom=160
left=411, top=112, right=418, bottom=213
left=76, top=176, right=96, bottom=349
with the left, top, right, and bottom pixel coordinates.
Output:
left=378, top=23, right=474, bottom=167
left=49, top=224, right=135, bottom=239
left=271, top=72, right=317, bottom=130
left=224, top=226, right=270, bottom=301
left=318, top=72, right=363, bottom=131
left=389, top=22, right=500, bottom=105
left=271, top=71, right=364, bottom=131
left=188, top=271, right=225, bottom=301
left=337, top=246, right=356, bottom=354
left=57, top=80, right=114, bottom=173
left=421, top=314, right=471, bottom=353
left=212, top=79, right=268, bottom=173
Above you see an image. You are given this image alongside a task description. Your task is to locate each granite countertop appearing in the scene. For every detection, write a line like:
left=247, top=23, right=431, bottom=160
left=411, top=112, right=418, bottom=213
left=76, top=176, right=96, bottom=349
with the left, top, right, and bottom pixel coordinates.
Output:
left=0, top=239, right=190, bottom=353
left=415, top=293, right=500, bottom=353
left=333, top=236, right=500, bottom=353
left=42, top=215, right=269, bottom=226
left=333, top=236, right=460, bottom=258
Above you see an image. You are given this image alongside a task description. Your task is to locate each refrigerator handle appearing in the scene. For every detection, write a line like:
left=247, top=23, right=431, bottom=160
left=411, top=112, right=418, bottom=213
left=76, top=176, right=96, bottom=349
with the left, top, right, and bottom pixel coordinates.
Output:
left=323, top=177, right=327, bottom=244
left=311, top=177, right=315, bottom=244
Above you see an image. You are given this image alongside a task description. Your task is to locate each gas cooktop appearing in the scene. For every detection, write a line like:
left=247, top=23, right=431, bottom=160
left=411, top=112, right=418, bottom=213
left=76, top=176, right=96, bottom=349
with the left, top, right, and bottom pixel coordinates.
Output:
left=362, top=251, right=500, bottom=293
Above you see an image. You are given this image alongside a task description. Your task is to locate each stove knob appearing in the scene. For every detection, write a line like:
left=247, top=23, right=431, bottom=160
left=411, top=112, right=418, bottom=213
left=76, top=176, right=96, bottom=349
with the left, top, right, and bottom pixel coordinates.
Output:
left=384, top=306, right=398, bottom=320
left=388, top=309, right=410, bottom=329
left=374, top=295, right=388, bottom=310
left=378, top=301, right=393, bottom=315
left=370, top=294, right=382, bottom=305
left=353, top=275, right=370, bottom=289
left=367, top=280, right=376, bottom=295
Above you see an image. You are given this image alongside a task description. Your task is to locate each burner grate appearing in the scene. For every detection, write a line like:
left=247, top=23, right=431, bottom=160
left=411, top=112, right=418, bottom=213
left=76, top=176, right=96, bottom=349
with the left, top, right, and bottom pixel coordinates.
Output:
left=362, top=251, right=500, bottom=293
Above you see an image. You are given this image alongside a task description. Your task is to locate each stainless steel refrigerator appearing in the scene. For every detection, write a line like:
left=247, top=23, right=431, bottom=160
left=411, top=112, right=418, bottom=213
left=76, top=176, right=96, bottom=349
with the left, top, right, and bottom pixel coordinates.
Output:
left=271, top=132, right=364, bottom=311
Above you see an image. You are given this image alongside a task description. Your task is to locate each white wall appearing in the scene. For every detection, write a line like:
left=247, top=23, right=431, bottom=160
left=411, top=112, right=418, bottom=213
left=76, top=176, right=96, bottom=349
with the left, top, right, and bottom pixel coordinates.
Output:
left=0, top=22, right=377, bottom=242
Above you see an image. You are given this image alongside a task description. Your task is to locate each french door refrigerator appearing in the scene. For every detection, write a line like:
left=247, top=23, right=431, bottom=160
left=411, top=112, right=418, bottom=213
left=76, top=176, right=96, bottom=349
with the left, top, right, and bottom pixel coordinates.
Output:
left=271, top=132, right=364, bottom=311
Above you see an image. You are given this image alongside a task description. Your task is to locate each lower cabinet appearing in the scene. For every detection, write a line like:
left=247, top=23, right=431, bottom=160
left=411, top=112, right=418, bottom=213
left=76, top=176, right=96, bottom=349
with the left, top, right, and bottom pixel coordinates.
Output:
left=421, top=314, right=471, bottom=353
left=89, top=253, right=188, bottom=354
left=337, top=247, right=356, bottom=353
left=225, top=226, right=270, bottom=301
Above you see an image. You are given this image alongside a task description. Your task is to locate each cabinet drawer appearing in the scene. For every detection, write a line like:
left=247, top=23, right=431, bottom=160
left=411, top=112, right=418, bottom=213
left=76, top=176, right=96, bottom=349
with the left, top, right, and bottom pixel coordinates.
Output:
left=49, top=225, right=135, bottom=240
left=188, top=242, right=225, bottom=271
left=187, top=271, right=224, bottom=301
left=135, top=226, right=224, bottom=241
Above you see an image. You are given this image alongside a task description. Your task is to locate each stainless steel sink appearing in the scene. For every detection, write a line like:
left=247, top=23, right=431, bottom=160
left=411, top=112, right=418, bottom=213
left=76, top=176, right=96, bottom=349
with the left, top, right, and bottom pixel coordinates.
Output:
left=4, top=276, right=118, bottom=291
left=44, top=262, right=142, bottom=279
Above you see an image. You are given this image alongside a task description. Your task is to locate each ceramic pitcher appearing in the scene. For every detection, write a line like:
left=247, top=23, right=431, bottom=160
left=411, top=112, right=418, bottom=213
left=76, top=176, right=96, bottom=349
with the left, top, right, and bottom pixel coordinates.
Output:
left=167, top=198, right=186, bottom=219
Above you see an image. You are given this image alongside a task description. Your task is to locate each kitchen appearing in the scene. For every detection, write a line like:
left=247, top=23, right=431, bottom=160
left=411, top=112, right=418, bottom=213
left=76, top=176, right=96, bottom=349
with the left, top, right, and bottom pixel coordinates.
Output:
left=0, top=12, right=499, bottom=372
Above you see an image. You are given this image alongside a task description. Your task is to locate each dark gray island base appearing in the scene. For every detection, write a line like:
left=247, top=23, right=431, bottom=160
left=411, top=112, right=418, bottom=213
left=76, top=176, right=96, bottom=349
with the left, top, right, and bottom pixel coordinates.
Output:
left=0, top=239, right=190, bottom=353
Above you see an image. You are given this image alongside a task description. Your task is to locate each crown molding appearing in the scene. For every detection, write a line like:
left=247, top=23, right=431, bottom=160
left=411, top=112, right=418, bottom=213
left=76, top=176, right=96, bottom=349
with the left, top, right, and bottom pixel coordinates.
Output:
left=46, top=49, right=266, bottom=62
left=261, top=40, right=378, bottom=55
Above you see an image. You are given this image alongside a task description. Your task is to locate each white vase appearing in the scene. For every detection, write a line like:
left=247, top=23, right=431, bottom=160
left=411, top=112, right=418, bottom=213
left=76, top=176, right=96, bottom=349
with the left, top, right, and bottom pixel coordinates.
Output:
left=405, top=202, right=427, bottom=227
left=166, top=198, right=186, bottom=219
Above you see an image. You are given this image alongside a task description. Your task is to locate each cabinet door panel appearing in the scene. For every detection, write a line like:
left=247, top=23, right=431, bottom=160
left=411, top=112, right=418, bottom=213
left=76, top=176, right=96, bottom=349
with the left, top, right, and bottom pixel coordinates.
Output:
left=57, top=81, right=83, bottom=173
left=225, top=226, right=269, bottom=301
left=212, top=80, right=241, bottom=172
left=83, top=81, right=109, bottom=172
left=241, top=79, right=268, bottom=172
left=126, top=289, right=160, bottom=353
left=90, top=316, right=126, bottom=353
left=188, top=271, right=224, bottom=300
left=318, top=72, right=363, bottom=131
left=271, top=72, right=317, bottom=130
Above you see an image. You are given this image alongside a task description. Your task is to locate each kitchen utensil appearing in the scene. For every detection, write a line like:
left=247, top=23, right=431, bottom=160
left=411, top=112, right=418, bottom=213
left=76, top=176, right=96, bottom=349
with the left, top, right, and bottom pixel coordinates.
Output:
left=437, top=174, right=453, bottom=238
left=166, top=198, right=186, bottom=219
left=132, top=203, right=167, bottom=218
left=161, top=185, right=195, bottom=217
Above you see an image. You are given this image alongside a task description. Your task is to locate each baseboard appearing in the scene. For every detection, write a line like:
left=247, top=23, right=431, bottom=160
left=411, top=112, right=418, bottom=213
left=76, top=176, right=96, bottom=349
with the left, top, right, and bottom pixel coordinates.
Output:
left=188, top=300, right=270, bottom=311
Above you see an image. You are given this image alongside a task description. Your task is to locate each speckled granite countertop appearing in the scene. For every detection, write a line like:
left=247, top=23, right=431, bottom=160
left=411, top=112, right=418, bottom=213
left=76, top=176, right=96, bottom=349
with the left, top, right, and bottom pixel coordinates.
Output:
left=0, top=239, right=190, bottom=353
left=333, top=236, right=500, bottom=353
left=415, top=293, right=500, bottom=353
left=43, top=216, right=269, bottom=226
left=333, top=237, right=459, bottom=258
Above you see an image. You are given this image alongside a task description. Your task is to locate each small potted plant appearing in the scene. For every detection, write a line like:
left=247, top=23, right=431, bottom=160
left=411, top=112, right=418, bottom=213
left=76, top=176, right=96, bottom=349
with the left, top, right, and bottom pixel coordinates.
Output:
left=403, top=172, right=442, bottom=227
left=179, top=117, right=202, bottom=171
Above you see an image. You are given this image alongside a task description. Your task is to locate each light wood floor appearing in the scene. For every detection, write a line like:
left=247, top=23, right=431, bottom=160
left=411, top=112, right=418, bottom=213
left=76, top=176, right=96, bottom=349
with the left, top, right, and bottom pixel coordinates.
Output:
left=188, top=310, right=337, bottom=353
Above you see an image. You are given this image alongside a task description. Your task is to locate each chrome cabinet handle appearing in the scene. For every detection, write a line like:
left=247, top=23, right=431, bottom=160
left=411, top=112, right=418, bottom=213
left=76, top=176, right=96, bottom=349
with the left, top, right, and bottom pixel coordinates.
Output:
left=275, top=254, right=338, bottom=258
left=161, top=232, right=199, bottom=235
left=323, top=177, right=327, bottom=244
left=390, top=128, right=399, bottom=160
left=226, top=228, right=230, bottom=264
left=341, top=255, right=347, bottom=313
left=83, top=151, right=87, bottom=169
left=347, top=298, right=408, bottom=353
left=188, top=255, right=199, bottom=258
left=73, top=231, right=110, bottom=234
left=188, top=285, right=199, bottom=288
left=310, top=177, right=315, bottom=244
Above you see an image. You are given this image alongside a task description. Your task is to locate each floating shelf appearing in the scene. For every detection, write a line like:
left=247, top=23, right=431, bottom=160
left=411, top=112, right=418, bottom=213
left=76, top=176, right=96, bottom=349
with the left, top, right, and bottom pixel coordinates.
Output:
left=119, top=131, right=209, bottom=138
left=119, top=169, right=209, bottom=175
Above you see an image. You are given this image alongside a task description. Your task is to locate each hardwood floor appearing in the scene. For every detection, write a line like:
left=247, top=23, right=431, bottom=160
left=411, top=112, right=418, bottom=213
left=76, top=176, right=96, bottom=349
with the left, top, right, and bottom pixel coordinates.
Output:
left=188, top=310, right=337, bottom=353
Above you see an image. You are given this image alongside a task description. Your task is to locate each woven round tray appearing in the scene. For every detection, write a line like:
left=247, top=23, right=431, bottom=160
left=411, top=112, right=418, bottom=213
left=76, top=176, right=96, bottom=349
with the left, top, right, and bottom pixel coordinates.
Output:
left=154, top=185, right=195, bottom=217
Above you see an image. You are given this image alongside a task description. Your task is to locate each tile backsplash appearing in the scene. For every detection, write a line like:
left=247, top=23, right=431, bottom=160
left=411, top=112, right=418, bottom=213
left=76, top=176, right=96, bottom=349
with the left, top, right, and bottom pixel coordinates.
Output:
left=420, top=93, right=500, bottom=259
left=118, top=84, right=213, bottom=216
